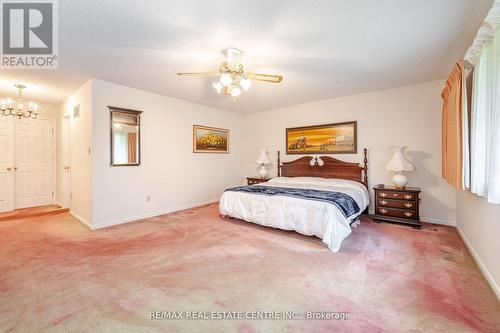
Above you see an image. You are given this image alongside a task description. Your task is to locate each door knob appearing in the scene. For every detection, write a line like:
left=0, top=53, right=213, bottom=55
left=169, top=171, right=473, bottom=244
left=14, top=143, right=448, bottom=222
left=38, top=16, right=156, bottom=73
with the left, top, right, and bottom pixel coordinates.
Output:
left=13, top=166, right=18, bottom=171
left=64, top=166, right=70, bottom=170
left=6, top=167, right=12, bottom=171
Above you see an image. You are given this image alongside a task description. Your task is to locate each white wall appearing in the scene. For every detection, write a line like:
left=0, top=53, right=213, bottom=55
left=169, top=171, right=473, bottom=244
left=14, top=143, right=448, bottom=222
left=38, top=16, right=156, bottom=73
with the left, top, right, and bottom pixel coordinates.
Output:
left=62, top=79, right=456, bottom=227
left=34, top=101, right=59, bottom=120
left=456, top=191, right=500, bottom=298
left=61, top=81, right=93, bottom=224
left=90, top=79, right=244, bottom=227
left=242, top=80, right=456, bottom=225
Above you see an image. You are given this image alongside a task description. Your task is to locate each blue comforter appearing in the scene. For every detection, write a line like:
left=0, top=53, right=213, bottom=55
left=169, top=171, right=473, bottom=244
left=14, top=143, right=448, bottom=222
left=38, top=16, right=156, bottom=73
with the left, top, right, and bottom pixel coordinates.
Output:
left=225, top=185, right=360, bottom=218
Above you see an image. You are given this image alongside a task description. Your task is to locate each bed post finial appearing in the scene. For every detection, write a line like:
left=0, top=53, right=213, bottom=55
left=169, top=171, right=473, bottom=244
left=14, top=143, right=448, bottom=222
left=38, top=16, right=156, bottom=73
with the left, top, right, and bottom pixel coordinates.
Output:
left=277, top=150, right=281, bottom=177
left=363, top=148, right=368, bottom=187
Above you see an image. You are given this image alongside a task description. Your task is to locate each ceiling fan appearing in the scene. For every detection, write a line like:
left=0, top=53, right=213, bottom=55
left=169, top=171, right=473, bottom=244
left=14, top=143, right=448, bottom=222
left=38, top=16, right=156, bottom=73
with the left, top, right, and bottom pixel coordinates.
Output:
left=177, top=48, right=283, bottom=100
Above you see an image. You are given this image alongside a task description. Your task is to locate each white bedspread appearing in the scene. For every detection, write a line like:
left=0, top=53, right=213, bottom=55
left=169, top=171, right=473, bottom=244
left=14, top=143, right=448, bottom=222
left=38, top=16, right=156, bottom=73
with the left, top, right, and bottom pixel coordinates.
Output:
left=219, top=177, right=369, bottom=252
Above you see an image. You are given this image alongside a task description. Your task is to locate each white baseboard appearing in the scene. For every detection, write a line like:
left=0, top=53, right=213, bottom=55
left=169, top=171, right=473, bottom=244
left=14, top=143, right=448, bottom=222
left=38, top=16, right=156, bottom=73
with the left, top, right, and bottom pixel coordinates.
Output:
left=420, top=216, right=456, bottom=226
left=368, top=209, right=456, bottom=226
left=457, top=225, right=500, bottom=300
left=89, top=199, right=219, bottom=230
left=70, top=211, right=92, bottom=230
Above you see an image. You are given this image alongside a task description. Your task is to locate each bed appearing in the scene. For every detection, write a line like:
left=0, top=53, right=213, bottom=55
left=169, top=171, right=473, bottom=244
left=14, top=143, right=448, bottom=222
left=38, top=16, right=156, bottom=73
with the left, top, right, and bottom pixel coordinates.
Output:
left=219, top=149, right=369, bottom=252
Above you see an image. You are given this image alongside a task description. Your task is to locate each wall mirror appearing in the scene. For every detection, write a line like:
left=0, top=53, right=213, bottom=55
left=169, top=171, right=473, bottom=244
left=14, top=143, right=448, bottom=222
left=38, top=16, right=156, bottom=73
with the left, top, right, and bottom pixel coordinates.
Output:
left=109, top=106, right=142, bottom=166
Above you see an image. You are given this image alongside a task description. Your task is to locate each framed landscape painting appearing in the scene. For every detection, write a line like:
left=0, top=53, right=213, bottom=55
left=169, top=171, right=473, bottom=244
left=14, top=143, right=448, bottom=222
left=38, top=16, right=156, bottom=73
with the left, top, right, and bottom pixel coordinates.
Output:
left=193, top=125, right=229, bottom=153
left=286, top=121, right=357, bottom=154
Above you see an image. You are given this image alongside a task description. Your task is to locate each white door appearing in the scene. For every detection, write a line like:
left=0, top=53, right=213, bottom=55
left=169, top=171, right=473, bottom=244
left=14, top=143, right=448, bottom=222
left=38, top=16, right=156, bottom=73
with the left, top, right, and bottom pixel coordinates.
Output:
left=61, top=115, right=71, bottom=208
left=14, top=119, right=54, bottom=209
left=0, top=117, right=15, bottom=213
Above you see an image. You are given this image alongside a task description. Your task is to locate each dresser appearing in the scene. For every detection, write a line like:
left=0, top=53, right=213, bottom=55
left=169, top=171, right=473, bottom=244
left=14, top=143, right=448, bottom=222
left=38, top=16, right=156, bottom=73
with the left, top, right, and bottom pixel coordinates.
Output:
left=373, top=185, right=421, bottom=228
left=246, top=177, right=270, bottom=185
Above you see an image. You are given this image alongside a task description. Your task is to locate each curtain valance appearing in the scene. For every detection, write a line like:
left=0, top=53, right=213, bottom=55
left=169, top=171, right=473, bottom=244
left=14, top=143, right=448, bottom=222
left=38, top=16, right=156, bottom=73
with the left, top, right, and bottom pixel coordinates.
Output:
left=465, top=0, right=500, bottom=66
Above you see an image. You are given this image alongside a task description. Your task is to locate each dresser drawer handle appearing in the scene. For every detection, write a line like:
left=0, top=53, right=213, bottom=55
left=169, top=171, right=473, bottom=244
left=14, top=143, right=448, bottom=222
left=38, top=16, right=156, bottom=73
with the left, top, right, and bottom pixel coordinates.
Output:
left=404, top=202, right=413, bottom=208
left=380, top=200, right=388, bottom=205
left=380, top=208, right=388, bottom=214
left=404, top=211, right=413, bottom=217
left=392, top=193, right=398, bottom=197
left=404, top=194, right=413, bottom=199
left=380, top=192, right=387, bottom=197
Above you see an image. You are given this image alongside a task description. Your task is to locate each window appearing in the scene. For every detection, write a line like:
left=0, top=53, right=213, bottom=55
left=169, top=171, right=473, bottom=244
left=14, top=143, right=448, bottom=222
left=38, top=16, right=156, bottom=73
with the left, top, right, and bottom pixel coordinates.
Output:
left=469, top=27, right=500, bottom=203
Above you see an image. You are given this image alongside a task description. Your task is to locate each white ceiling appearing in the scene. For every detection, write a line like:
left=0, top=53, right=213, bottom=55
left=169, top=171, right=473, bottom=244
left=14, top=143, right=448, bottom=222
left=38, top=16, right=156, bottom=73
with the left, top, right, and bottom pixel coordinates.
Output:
left=0, top=0, right=493, bottom=113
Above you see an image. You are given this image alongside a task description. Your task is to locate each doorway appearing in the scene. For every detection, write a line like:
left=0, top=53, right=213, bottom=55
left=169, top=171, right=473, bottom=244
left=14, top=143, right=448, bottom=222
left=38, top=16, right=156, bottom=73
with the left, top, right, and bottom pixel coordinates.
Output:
left=61, top=115, right=71, bottom=209
left=0, top=117, right=55, bottom=213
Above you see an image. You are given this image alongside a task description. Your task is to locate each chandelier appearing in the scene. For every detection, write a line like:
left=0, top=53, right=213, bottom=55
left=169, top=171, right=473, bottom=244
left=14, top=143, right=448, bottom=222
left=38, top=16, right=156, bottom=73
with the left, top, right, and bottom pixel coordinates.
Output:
left=1, top=84, right=39, bottom=119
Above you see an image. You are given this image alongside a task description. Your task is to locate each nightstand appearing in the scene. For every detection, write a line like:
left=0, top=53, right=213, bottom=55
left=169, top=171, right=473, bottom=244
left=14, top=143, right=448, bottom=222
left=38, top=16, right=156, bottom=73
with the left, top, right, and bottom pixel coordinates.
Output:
left=373, top=185, right=421, bottom=228
left=246, top=177, right=270, bottom=185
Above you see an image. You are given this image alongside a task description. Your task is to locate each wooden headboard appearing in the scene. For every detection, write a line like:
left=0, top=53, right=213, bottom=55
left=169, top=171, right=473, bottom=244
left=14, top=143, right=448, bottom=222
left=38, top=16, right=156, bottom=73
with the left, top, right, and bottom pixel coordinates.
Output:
left=277, top=148, right=368, bottom=188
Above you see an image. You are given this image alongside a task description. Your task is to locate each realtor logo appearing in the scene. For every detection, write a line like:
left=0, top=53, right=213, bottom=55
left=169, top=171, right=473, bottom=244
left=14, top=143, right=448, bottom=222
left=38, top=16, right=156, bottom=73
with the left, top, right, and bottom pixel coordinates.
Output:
left=1, top=0, right=58, bottom=68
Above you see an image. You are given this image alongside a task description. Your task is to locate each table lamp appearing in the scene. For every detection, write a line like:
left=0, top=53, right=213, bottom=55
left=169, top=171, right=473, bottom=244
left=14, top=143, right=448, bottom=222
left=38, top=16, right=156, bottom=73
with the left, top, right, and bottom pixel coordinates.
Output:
left=256, top=149, right=270, bottom=178
left=385, top=146, right=415, bottom=189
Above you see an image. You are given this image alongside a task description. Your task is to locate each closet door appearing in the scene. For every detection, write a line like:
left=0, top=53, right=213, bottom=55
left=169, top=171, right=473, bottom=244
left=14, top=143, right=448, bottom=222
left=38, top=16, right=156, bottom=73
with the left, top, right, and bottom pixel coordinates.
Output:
left=0, top=117, right=15, bottom=213
left=15, top=119, right=54, bottom=209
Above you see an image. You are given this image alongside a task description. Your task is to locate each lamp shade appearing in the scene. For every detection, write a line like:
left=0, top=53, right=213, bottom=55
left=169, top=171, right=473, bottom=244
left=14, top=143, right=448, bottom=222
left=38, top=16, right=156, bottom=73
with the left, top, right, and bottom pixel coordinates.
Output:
left=385, top=146, right=415, bottom=172
left=256, top=148, right=270, bottom=165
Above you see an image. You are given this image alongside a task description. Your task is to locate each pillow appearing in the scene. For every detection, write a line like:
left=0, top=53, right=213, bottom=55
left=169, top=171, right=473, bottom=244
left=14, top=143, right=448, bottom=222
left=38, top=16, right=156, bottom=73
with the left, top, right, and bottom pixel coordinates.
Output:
left=269, top=176, right=362, bottom=188
left=267, top=177, right=294, bottom=185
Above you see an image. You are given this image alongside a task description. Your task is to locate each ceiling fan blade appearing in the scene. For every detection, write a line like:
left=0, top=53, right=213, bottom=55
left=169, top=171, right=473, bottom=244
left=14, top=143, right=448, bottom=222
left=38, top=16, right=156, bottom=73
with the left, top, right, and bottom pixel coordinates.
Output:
left=176, top=72, right=219, bottom=77
left=247, top=73, right=283, bottom=83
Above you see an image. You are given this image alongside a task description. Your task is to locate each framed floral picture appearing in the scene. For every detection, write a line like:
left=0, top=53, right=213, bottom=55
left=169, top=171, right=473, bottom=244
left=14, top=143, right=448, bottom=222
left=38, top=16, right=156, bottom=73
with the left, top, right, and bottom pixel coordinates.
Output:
left=193, top=125, right=229, bottom=153
left=286, top=121, right=357, bottom=154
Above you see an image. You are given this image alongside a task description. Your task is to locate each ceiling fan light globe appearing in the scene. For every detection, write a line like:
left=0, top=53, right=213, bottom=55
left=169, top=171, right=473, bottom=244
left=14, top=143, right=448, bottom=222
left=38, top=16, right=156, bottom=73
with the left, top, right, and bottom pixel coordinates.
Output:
left=213, top=82, right=223, bottom=94
left=220, top=74, right=232, bottom=87
left=230, top=86, right=242, bottom=97
left=240, top=77, right=252, bottom=91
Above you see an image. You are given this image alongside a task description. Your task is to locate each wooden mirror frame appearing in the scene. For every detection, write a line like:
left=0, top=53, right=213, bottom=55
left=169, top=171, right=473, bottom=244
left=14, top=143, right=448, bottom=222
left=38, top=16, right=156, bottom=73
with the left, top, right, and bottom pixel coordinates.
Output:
left=109, top=106, right=143, bottom=167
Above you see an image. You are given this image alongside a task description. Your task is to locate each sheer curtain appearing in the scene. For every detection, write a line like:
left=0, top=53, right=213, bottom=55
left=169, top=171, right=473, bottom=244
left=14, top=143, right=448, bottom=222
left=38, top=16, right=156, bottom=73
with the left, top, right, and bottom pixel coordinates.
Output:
left=114, top=131, right=128, bottom=164
left=470, top=26, right=500, bottom=204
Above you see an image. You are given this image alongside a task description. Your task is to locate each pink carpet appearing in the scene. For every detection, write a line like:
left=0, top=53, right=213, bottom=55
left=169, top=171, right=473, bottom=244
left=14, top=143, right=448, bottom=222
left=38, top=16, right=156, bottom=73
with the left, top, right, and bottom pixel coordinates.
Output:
left=1, top=203, right=499, bottom=332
